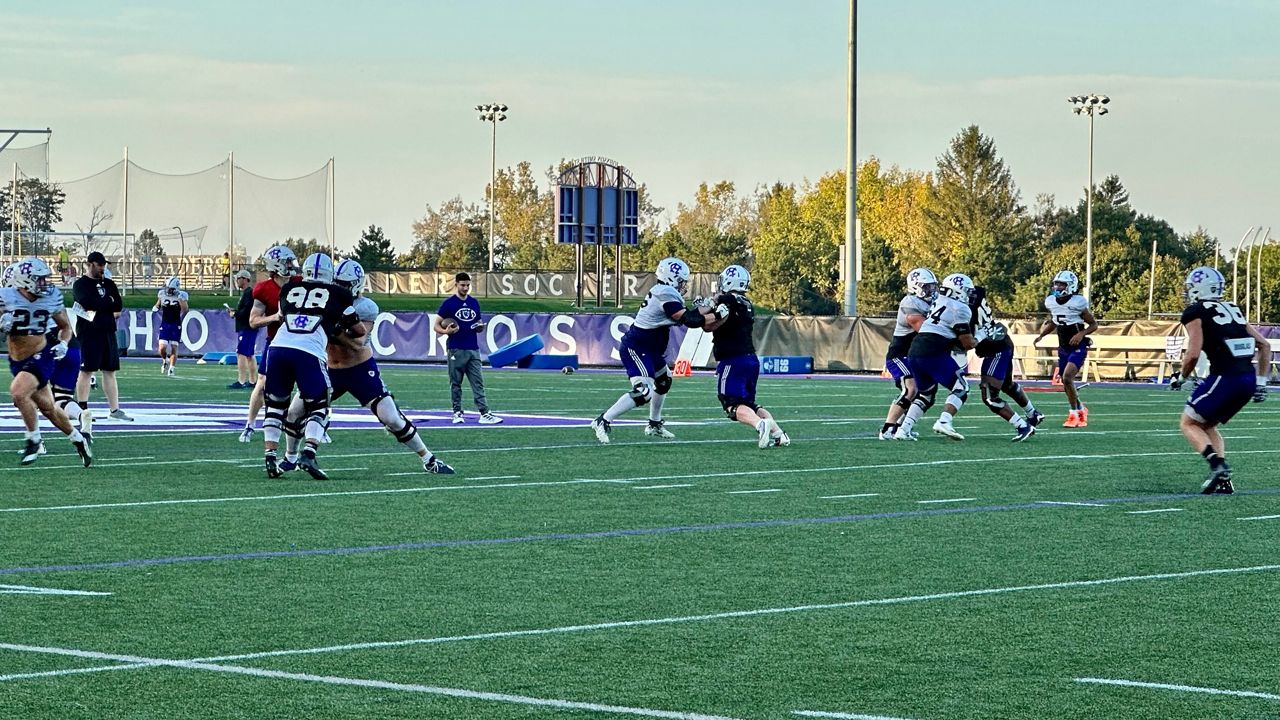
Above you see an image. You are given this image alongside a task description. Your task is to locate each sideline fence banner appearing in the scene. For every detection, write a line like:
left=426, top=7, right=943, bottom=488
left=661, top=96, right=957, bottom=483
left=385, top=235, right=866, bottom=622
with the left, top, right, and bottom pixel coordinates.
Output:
left=365, top=271, right=719, bottom=300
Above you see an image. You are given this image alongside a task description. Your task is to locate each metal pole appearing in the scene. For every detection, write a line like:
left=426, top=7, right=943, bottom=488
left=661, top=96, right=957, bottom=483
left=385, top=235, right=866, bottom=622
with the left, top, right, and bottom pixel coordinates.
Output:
left=328, top=157, right=336, bottom=258
left=488, top=118, right=496, bottom=272
left=1146, top=238, right=1157, bottom=319
left=228, top=151, right=234, bottom=295
left=1245, top=227, right=1259, bottom=320
left=123, top=146, right=130, bottom=288
left=842, top=0, right=857, bottom=316
left=1232, top=227, right=1256, bottom=302
left=9, top=163, right=16, bottom=256
left=173, top=226, right=185, bottom=275
left=1085, top=111, right=1094, bottom=300
left=1257, top=227, right=1271, bottom=323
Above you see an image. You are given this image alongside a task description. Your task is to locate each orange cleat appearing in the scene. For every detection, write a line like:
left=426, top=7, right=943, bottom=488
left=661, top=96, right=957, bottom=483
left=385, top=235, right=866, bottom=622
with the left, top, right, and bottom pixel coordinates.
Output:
left=1063, top=411, right=1081, bottom=428
left=1076, top=406, right=1089, bottom=427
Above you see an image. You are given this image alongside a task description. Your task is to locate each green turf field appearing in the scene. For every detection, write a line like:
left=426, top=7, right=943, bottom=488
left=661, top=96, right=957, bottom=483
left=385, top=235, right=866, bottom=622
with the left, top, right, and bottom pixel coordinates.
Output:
left=1, top=361, right=1277, bottom=719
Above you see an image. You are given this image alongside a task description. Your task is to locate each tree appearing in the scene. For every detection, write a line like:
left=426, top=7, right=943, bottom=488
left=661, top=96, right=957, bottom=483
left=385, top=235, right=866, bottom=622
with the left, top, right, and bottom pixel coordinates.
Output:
left=74, top=201, right=113, bottom=256
left=402, top=197, right=487, bottom=270
left=924, top=126, right=1032, bottom=305
left=135, top=228, right=165, bottom=257
left=351, top=224, right=396, bottom=268
left=0, top=178, right=67, bottom=255
left=282, top=237, right=328, bottom=259
left=1097, top=174, right=1130, bottom=207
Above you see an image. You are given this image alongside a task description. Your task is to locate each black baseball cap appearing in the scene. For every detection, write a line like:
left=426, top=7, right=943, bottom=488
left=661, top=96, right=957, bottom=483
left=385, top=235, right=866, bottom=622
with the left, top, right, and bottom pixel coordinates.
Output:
left=87, top=251, right=110, bottom=265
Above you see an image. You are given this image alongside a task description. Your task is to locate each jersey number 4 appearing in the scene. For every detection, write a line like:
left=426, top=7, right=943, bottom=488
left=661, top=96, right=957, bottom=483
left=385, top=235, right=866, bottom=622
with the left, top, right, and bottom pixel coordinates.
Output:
left=927, top=306, right=946, bottom=324
left=1203, top=301, right=1246, bottom=326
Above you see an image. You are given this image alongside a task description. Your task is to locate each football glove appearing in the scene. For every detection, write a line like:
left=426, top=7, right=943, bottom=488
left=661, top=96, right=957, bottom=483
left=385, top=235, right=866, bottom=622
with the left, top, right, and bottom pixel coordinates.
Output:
left=973, top=325, right=990, bottom=343
left=1169, top=372, right=1185, bottom=391
left=692, top=295, right=713, bottom=309
left=0, top=312, right=13, bottom=333
left=51, top=341, right=69, bottom=361
left=713, top=303, right=730, bottom=320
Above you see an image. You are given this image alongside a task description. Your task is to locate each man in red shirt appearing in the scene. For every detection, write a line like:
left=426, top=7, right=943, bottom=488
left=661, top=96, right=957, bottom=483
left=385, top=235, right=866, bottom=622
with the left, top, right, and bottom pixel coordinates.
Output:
left=238, top=245, right=297, bottom=442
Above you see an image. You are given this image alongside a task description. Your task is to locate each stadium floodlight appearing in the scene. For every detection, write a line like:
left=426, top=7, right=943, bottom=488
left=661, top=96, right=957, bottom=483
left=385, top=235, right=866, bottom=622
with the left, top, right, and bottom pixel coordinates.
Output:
left=476, top=102, right=510, bottom=272
left=1069, top=93, right=1112, bottom=300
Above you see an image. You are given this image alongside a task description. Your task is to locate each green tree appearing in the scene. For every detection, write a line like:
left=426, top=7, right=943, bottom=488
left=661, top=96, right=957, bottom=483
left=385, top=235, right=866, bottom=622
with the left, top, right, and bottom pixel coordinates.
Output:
left=0, top=178, right=66, bottom=255
left=924, top=126, right=1032, bottom=305
left=135, top=228, right=165, bottom=257
left=281, top=237, right=328, bottom=259
left=403, top=197, right=487, bottom=270
left=351, top=224, right=397, bottom=268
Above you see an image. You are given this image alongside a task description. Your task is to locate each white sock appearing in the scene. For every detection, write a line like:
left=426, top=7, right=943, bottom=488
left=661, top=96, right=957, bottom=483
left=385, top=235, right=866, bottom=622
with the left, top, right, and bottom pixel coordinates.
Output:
left=68, top=429, right=84, bottom=443
left=1007, top=414, right=1025, bottom=427
left=1021, top=400, right=1037, bottom=414
left=939, top=411, right=954, bottom=424
left=603, top=393, right=637, bottom=422
left=25, top=430, right=40, bottom=442
left=648, top=392, right=667, bottom=422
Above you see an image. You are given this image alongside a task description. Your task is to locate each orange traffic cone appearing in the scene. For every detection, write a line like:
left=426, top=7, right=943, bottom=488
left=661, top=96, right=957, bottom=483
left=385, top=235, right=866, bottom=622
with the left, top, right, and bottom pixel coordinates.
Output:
left=673, top=359, right=693, bottom=377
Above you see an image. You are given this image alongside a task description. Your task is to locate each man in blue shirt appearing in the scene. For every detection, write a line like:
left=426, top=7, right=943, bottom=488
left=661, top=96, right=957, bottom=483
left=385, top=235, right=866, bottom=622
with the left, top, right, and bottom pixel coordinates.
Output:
left=435, top=272, right=501, bottom=424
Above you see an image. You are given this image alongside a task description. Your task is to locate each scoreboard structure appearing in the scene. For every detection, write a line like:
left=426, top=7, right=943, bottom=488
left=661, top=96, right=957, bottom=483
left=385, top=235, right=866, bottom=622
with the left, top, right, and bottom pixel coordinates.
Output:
left=554, top=158, right=639, bottom=307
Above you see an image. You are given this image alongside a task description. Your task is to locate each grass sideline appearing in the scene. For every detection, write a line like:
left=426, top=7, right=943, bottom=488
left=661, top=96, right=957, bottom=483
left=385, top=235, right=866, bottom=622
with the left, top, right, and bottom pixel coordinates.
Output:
left=1, top=361, right=1277, bottom=719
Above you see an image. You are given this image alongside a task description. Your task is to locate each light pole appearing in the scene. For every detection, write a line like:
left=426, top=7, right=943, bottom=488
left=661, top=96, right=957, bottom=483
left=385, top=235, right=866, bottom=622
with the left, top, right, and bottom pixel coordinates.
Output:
left=1069, top=94, right=1109, bottom=299
left=171, top=226, right=185, bottom=265
left=476, top=102, right=508, bottom=272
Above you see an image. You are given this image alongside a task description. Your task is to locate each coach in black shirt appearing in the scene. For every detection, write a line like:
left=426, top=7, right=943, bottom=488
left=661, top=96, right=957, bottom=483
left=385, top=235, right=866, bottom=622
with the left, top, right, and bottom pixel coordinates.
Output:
left=73, top=251, right=132, bottom=421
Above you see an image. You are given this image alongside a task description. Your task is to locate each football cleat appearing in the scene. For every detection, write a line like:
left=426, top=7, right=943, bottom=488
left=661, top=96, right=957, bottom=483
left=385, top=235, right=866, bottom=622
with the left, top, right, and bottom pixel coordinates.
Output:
left=160, top=361, right=168, bottom=376
left=756, top=419, right=773, bottom=449
left=1076, top=406, right=1089, bottom=427
left=1012, top=423, right=1035, bottom=443
left=109, top=409, right=134, bottom=422
left=19, top=439, right=42, bottom=465
left=591, top=415, right=611, bottom=444
left=932, top=420, right=965, bottom=441
left=423, top=455, right=456, bottom=474
left=1063, top=411, right=1081, bottom=428
left=878, top=429, right=897, bottom=440
left=264, top=454, right=282, bottom=479
left=1200, top=466, right=1233, bottom=495
left=167, top=366, right=175, bottom=377
left=892, top=427, right=918, bottom=441
left=646, top=420, right=676, bottom=439
left=1026, top=409, right=1045, bottom=428
left=227, top=381, right=246, bottom=389
left=72, top=438, right=92, bottom=467
left=278, top=458, right=298, bottom=473
left=297, top=453, right=328, bottom=481
left=452, top=411, right=465, bottom=425
left=17, top=441, right=48, bottom=457
left=238, top=427, right=255, bottom=443
left=771, top=430, right=791, bottom=447
left=478, top=413, right=504, bottom=425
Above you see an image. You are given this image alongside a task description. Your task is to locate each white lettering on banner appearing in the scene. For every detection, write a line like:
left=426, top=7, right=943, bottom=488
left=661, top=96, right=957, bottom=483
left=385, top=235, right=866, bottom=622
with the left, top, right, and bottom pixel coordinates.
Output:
left=128, top=310, right=153, bottom=352
left=371, top=313, right=398, bottom=356
left=609, top=315, right=634, bottom=361
left=523, top=274, right=539, bottom=296
left=549, top=315, right=577, bottom=354
left=499, top=275, right=514, bottom=295
left=601, top=273, right=611, bottom=296
left=486, top=315, right=517, bottom=352
left=547, top=274, right=563, bottom=296
left=407, top=274, right=422, bottom=295
left=624, top=273, right=640, bottom=298
left=180, top=313, right=208, bottom=352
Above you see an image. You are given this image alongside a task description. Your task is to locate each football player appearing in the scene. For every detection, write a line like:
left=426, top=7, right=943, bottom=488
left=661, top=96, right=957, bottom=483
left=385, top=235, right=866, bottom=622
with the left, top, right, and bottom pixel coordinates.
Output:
left=702, top=265, right=789, bottom=448
left=152, top=276, right=189, bottom=376
left=1033, top=270, right=1097, bottom=427
left=2, top=258, right=92, bottom=466
left=239, top=245, right=297, bottom=442
left=278, top=259, right=454, bottom=474
left=591, top=257, right=726, bottom=444
left=970, top=286, right=1042, bottom=441
left=894, top=272, right=979, bottom=441
left=1171, top=267, right=1269, bottom=494
left=261, top=253, right=359, bottom=480
left=880, top=268, right=937, bottom=440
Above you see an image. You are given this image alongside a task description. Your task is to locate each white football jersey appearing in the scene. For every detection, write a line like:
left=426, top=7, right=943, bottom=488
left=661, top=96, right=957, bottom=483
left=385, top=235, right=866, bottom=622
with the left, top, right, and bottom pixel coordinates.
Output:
left=918, top=296, right=973, bottom=341
left=2, top=286, right=65, bottom=337
left=633, top=283, right=684, bottom=329
left=893, top=295, right=933, bottom=337
left=1044, top=294, right=1090, bottom=326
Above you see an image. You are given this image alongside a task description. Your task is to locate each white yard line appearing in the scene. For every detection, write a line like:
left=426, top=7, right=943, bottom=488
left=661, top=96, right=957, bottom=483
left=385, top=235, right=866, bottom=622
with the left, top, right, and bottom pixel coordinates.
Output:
left=0, top=642, right=744, bottom=720
left=190, top=563, right=1280, bottom=664
left=1238, top=515, right=1280, bottom=521
left=818, top=493, right=880, bottom=500
left=0, top=479, right=622, bottom=514
left=726, top=489, right=782, bottom=495
left=634, top=484, right=695, bottom=490
left=0, top=584, right=111, bottom=596
left=577, top=448, right=1280, bottom=483
left=0, top=663, right=151, bottom=683
left=915, top=498, right=975, bottom=505
left=793, top=711, right=917, bottom=720
left=1074, top=677, right=1280, bottom=701
left=1125, top=509, right=1184, bottom=515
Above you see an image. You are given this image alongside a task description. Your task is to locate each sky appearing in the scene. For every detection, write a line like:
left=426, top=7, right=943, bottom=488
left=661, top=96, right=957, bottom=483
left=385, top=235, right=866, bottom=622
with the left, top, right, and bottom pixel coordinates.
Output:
left=3, top=0, right=1279, bottom=257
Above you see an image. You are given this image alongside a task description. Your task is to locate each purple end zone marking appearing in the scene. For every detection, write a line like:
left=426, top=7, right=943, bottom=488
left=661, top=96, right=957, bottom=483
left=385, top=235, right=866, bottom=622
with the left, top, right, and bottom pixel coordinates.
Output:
left=1, top=489, right=1274, bottom=578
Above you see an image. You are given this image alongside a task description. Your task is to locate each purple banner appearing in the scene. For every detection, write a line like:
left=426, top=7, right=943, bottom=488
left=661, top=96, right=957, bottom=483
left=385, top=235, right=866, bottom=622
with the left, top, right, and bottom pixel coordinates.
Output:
left=120, top=310, right=688, bottom=367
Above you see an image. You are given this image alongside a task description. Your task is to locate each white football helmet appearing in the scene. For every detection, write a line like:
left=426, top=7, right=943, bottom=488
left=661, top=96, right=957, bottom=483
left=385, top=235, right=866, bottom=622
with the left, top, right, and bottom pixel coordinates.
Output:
left=655, top=257, right=691, bottom=294
left=939, top=272, right=975, bottom=302
left=263, top=245, right=298, bottom=276
left=719, top=264, right=750, bottom=293
left=1184, top=266, right=1226, bottom=302
left=2, top=262, right=19, bottom=288
left=1052, top=270, right=1080, bottom=297
left=906, top=267, right=939, bottom=300
left=165, top=276, right=181, bottom=294
left=12, top=258, right=52, bottom=295
left=301, top=253, right=335, bottom=284
left=335, top=258, right=366, bottom=295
